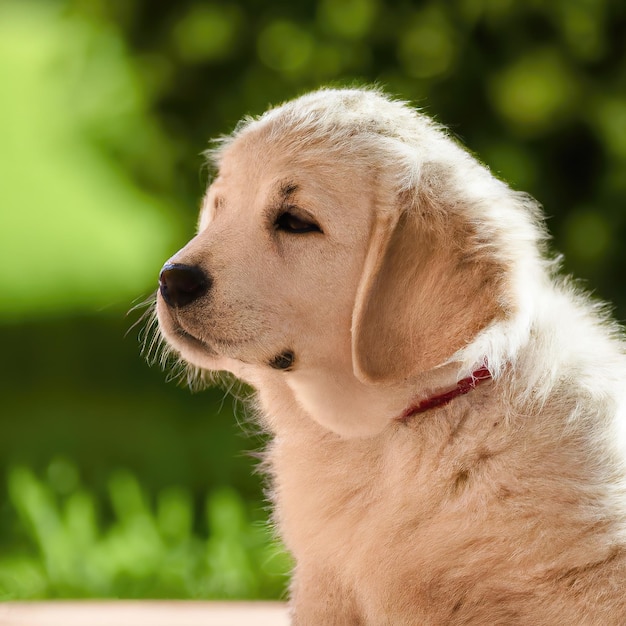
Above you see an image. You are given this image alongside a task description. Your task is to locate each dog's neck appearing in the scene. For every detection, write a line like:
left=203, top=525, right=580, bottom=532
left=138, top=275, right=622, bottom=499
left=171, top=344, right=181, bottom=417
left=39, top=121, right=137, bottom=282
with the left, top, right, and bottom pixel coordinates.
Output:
left=267, top=360, right=492, bottom=439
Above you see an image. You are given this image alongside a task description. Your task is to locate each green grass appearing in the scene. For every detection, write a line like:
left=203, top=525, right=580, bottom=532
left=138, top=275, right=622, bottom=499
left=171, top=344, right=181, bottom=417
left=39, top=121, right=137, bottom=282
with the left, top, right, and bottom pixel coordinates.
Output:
left=0, top=462, right=290, bottom=600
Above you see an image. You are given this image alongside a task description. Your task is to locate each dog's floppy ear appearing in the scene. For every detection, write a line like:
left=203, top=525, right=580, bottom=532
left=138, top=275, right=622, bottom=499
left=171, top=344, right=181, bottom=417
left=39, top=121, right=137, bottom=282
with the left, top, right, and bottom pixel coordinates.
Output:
left=351, top=193, right=506, bottom=384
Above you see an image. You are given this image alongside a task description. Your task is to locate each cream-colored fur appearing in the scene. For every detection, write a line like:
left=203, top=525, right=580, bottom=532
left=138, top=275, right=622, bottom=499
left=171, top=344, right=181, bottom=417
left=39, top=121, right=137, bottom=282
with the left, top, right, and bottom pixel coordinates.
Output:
left=156, top=88, right=626, bottom=624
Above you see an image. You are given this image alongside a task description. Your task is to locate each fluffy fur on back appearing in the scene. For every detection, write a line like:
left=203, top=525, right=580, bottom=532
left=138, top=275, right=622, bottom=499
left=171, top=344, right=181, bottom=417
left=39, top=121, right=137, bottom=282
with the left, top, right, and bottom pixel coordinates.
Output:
left=156, top=88, right=626, bottom=624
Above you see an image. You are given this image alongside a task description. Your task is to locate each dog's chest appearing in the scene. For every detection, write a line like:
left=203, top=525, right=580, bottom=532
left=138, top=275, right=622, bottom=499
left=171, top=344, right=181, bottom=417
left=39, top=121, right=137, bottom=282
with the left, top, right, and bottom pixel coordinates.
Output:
left=271, top=439, right=383, bottom=553
left=269, top=430, right=451, bottom=568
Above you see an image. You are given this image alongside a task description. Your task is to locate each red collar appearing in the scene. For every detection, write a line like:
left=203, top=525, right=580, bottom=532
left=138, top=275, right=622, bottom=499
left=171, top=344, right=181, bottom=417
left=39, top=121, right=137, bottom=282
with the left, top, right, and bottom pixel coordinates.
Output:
left=398, top=365, right=492, bottom=422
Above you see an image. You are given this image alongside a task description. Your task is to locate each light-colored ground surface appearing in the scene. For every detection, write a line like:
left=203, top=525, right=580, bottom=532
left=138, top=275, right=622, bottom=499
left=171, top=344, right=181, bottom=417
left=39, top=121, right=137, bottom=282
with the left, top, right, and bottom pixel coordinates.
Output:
left=0, top=601, right=290, bottom=626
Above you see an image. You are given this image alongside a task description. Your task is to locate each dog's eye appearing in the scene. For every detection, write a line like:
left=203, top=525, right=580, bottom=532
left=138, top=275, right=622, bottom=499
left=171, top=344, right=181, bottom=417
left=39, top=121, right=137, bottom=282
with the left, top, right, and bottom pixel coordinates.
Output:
left=275, top=211, right=322, bottom=234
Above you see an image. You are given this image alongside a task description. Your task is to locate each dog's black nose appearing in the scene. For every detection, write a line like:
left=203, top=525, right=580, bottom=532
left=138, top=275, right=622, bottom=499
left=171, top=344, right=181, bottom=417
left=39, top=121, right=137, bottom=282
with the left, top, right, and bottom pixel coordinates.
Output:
left=159, top=263, right=210, bottom=308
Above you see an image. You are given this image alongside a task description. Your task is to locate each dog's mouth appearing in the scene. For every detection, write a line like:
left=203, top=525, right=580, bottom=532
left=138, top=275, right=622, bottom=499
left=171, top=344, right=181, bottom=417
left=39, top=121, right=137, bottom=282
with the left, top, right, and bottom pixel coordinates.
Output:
left=157, top=301, right=220, bottom=358
left=172, top=324, right=296, bottom=371
left=173, top=325, right=219, bottom=356
left=158, top=299, right=297, bottom=371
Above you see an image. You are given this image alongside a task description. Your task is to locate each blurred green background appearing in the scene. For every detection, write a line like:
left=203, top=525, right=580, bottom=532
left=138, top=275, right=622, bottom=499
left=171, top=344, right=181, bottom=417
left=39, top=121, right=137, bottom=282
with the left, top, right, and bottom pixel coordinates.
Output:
left=1, top=0, right=624, bottom=601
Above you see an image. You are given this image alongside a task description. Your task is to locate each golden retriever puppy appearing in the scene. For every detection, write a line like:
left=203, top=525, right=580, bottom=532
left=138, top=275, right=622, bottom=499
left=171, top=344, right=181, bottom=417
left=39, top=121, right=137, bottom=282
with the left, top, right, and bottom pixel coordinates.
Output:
left=155, top=88, right=626, bottom=624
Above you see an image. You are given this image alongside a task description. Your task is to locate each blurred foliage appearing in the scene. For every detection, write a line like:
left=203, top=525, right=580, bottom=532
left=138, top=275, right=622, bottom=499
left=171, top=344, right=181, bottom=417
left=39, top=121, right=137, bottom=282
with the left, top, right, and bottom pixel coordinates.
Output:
left=0, top=0, right=625, bottom=601
left=0, top=1, right=181, bottom=319
left=1, top=462, right=289, bottom=599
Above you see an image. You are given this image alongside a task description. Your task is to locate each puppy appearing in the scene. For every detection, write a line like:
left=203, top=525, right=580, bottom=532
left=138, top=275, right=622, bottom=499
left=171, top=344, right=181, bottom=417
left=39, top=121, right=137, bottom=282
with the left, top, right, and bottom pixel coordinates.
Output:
left=156, top=88, right=626, bottom=624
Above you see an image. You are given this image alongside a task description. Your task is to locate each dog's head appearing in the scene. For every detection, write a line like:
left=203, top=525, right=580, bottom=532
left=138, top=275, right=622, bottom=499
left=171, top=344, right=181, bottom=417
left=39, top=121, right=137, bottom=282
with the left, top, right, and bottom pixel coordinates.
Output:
left=156, top=88, right=546, bottom=434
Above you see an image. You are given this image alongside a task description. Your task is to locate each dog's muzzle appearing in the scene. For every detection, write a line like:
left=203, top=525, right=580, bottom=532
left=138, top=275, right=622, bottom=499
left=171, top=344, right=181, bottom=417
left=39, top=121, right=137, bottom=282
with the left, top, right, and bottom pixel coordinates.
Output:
left=159, top=263, right=211, bottom=308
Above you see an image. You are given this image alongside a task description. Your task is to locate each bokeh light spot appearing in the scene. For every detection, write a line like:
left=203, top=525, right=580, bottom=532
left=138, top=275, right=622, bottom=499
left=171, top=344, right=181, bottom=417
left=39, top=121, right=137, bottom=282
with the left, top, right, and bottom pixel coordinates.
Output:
left=488, top=49, right=578, bottom=135
left=398, top=8, right=456, bottom=79
left=257, top=20, right=314, bottom=75
left=317, top=0, right=378, bottom=41
left=172, top=4, right=243, bottom=63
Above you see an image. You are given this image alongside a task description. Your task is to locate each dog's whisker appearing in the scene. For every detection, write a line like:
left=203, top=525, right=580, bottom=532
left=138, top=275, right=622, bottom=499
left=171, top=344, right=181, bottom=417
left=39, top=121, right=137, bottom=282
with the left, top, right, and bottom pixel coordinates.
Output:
left=149, top=320, right=167, bottom=365
left=126, top=293, right=158, bottom=343
left=127, top=291, right=158, bottom=314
